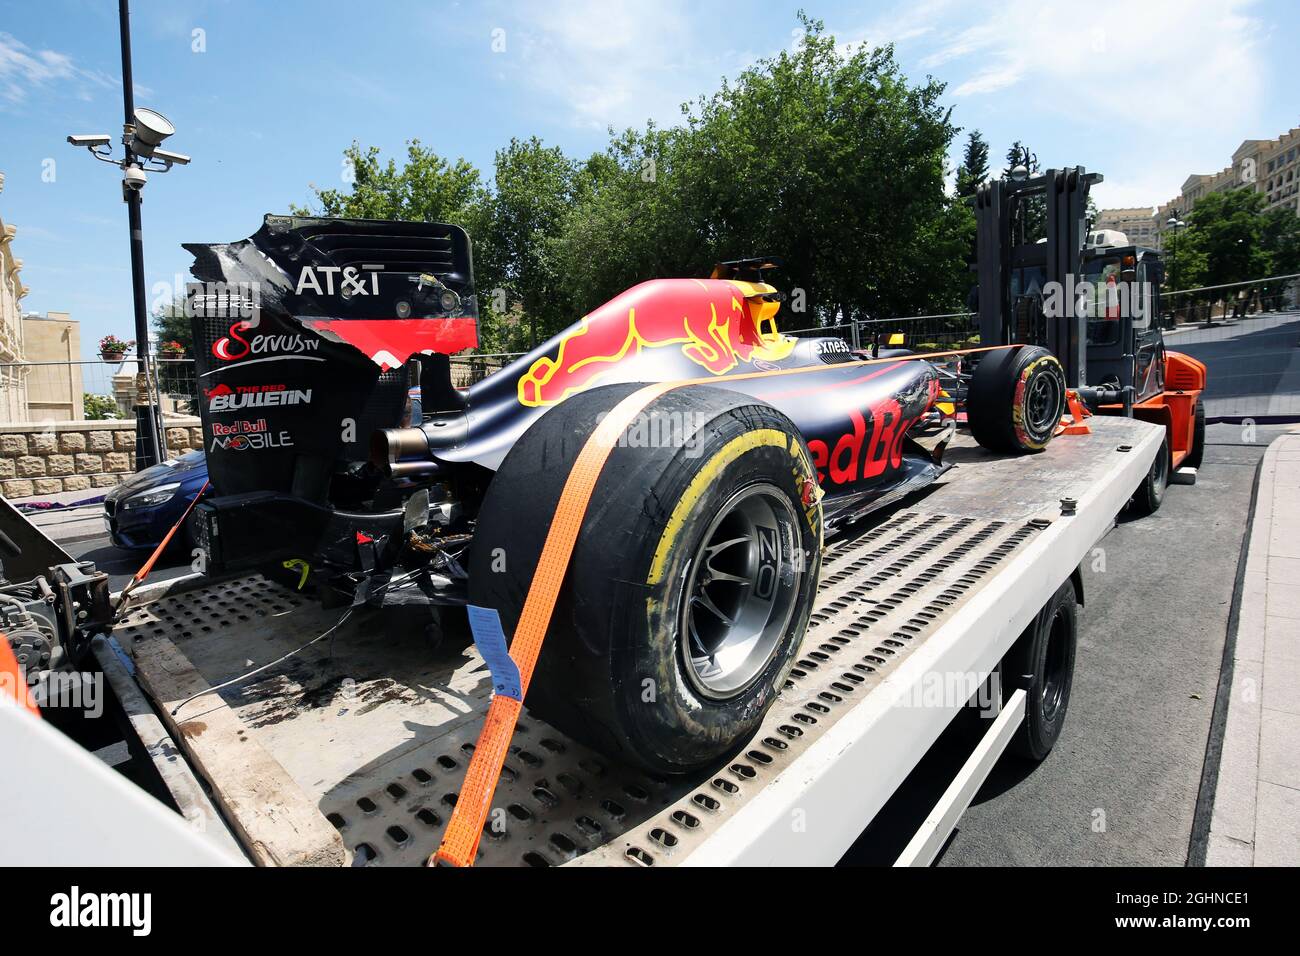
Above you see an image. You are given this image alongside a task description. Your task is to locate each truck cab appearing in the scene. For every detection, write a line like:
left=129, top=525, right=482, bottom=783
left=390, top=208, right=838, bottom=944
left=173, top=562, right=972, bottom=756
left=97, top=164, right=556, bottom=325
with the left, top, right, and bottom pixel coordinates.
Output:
left=1081, top=240, right=1168, bottom=405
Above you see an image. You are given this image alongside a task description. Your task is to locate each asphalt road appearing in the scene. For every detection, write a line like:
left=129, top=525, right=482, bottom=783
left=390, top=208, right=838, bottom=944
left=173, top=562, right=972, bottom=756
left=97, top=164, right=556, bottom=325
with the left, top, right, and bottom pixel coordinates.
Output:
left=65, top=533, right=197, bottom=592
left=1169, top=310, right=1300, bottom=419
left=52, top=422, right=1294, bottom=866
left=924, top=423, right=1290, bottom=865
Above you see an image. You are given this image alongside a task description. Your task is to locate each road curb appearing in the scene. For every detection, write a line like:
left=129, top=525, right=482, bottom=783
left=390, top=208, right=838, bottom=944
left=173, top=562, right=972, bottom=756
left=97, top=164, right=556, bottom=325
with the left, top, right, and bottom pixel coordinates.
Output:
left=1188, top=452, right=1262, bottom=865
left=1204, top=432, right=1300, bottom=866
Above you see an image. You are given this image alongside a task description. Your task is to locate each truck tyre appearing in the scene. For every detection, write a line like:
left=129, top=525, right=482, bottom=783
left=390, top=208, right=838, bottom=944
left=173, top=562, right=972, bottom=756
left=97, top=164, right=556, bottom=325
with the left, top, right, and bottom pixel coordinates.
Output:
left=967, top=346, right=1066, bottom=454
left=1004, top=576, right=1078, bottom=761
left=1130, top=434, right=1170, bottom=516
left=470, top=383, right=824, bottom=775
left=1184, top=398, right=1206, bottom=470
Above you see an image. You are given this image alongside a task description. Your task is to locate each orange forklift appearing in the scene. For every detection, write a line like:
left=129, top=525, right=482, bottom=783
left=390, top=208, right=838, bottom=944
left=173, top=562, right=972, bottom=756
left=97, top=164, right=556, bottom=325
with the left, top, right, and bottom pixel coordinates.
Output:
left=974, top=161, right=1206, bottom=513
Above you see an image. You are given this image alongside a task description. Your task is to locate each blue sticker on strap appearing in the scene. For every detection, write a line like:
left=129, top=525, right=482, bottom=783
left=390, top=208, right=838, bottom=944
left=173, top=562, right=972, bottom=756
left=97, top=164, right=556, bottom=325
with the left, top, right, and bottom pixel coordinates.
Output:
left=466, top=605, right=522, bottom=701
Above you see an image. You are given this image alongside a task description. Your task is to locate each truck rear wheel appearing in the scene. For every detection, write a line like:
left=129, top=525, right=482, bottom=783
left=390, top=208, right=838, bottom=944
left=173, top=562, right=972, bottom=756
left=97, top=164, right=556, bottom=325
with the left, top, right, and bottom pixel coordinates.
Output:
left=1184, top=398, right=1206, bottom=470
left=967, top=346, right=1066, bottom=454
left=469, top=383, right=823, bottom=775
left=1129, top=434, right=1169, bottom=516
left=1003, top=576, right=1078, bottom=761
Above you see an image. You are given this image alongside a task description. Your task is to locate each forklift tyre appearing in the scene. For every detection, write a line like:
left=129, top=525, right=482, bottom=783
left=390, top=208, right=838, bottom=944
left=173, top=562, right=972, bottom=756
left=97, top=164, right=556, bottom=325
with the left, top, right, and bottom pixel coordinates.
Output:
left=1004, top=576, right=1078, bottom=762
left=1184, top=398, right=1206, bottom=470
left=469, top=383, right=823, bottom=775
left=967, top=346, right=1066, bottom=454
left=1129, top=434, right=1170, bottom=516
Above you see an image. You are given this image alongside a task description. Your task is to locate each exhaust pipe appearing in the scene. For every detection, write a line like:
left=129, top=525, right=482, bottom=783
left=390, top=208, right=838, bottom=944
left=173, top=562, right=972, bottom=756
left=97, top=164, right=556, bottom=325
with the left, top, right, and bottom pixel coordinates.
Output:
left=371, top=427, right=430, bottom=468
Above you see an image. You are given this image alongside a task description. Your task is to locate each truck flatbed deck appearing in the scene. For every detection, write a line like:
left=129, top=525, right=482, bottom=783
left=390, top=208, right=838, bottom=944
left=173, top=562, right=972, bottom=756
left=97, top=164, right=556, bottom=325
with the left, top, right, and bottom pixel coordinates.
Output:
left=110, top=415, right=1162, bottom=866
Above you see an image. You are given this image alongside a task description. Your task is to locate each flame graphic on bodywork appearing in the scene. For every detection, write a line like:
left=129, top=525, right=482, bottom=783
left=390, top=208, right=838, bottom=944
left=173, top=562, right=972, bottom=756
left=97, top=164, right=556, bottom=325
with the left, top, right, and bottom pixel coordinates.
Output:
left=517, top=279, right=797, bottom=407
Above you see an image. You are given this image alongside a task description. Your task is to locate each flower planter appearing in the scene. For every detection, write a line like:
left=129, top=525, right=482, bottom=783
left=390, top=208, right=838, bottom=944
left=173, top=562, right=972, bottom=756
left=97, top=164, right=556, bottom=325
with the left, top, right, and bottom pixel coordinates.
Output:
left=100, top=351, right=128, bottom=363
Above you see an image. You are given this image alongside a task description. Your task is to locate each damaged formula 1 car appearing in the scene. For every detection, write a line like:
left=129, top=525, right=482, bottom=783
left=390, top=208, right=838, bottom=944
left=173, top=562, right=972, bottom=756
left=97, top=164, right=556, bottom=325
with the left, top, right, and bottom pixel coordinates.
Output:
left=185, top=216, right=1066, bottom=774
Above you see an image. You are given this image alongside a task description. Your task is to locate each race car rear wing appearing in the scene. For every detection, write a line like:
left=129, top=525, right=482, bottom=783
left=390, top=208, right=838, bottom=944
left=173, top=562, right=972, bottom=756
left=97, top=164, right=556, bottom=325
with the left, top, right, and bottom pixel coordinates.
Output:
left=184, top=215, right=478, bottom=369
left=184, top=216, right=478, bottom=502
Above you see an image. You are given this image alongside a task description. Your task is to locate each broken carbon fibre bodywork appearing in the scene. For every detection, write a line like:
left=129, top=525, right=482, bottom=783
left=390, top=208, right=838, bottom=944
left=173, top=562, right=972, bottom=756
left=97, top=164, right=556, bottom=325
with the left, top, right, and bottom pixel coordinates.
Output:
left=185, top=218, right=950, bottom=609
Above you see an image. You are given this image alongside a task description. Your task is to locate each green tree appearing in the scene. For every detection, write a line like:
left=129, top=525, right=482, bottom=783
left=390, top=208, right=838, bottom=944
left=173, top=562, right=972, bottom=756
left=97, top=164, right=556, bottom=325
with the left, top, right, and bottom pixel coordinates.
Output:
left=1162, top=227, right=1209, bottom=292
left=151, top=297, right=192, bottom=355
left=295, top=140, right=489, bottom=229
left=300, top=15, right=972, bottom=344
left=485, top=137, right=581, bottom=348
left=550, top=14, right=967, bottom=325
left=1178, top=189, right=1270, bottom=288
left=83, top=393, right=121, bottom=420
left=1259, top=206, right=1300, bottom=277
left=956, top=130, right=989, bottom=200
left=150, top=297, right=198, bottom=412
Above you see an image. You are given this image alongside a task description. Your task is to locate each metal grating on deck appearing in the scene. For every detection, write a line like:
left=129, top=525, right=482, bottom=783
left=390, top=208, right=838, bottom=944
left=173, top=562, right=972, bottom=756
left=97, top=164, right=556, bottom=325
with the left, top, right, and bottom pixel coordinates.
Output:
left=576, top=510, right=1049, bottom=866
left=115, top=509, right=1046, bottom=867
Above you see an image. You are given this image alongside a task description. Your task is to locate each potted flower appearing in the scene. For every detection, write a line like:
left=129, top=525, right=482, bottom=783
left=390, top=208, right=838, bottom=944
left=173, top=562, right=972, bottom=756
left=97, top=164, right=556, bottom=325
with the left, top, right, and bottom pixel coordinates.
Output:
left=99, top=335, right=133, bottom=362
left=158, top=340, right=186, bottom=360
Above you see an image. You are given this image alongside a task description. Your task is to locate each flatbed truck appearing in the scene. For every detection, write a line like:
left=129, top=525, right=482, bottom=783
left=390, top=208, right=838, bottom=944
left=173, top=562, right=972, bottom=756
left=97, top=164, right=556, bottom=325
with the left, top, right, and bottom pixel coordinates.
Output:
left=1, top=414, right=1162, bottom=867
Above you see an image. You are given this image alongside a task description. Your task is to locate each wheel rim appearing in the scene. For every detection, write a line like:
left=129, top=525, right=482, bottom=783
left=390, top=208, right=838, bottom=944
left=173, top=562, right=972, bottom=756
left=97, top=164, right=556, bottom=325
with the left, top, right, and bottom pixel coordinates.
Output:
left=1041, top=608, right=1069, bottom=721
left=1151, top=442, right=1168, bottom=489
left=679, top=483, right=802, bottom=700
left=1023, top=371, right=1063, bottom=439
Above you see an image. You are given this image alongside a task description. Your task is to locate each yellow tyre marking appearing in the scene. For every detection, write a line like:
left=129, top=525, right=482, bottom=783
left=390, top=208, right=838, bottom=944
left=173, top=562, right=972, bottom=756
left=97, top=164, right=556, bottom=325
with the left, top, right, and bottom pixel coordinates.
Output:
left=647, top=429, right=813, bottom=586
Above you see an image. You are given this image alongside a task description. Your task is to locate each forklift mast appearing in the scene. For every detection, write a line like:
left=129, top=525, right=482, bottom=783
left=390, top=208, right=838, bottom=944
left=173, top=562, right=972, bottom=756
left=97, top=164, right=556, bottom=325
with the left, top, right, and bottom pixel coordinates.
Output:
left=975, top=167, right=1102, bottom=388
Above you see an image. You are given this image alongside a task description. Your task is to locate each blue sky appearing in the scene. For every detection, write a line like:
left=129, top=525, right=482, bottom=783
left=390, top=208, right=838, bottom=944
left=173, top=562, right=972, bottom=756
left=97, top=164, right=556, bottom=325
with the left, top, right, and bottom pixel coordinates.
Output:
left=2, top=0, right=1297, bottom=361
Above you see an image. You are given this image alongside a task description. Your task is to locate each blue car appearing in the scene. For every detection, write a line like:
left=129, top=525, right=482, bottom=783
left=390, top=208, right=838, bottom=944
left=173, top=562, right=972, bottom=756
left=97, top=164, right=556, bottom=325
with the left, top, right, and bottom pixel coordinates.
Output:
left=103, top=450, right=208, bottom=551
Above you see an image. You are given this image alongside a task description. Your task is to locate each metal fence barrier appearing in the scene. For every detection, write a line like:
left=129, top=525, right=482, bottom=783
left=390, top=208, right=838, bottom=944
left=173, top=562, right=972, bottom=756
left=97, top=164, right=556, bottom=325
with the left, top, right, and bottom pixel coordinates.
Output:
left=4, top=276, right=1299, bottom=448
left=1159, top=275, right=1300, bottom=421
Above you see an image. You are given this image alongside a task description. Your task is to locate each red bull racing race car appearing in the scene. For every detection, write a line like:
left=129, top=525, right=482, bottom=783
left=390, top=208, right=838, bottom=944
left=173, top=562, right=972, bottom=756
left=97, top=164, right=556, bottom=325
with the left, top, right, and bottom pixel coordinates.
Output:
left=185, top=216, right=1067, bottom=774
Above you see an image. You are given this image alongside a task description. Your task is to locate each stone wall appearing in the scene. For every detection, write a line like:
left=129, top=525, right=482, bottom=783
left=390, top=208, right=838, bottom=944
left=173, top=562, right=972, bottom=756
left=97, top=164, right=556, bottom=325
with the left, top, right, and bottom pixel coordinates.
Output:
left=0, top=417, right=202, bottom=498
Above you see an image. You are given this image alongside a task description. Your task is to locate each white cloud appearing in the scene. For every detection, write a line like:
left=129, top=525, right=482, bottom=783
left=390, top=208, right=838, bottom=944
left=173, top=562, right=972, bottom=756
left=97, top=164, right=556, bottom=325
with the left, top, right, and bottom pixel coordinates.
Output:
left=495, top=0, right=752, bottom=129
left=0, top=32, right=116, bottom=106
left=921, top=0, right=1263, bottom=131
left=908, top=0, right=1270, bottom=208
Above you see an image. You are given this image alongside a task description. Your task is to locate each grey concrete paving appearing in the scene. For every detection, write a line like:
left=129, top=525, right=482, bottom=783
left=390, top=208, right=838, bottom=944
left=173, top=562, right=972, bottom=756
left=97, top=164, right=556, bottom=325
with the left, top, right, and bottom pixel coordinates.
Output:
left=937, top=423, right=1291, bottom=866
left=10, top=486, right=109, bottom=545
left=5, top=487, right=193, bottom=590
left=1207, top=430, right=1300, bottom=866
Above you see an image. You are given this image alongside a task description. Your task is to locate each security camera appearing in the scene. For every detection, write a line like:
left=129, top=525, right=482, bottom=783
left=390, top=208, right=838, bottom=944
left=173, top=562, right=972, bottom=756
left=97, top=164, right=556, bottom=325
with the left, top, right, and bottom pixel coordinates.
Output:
left=67, top=134, right=111, bottom=148
left=152, top=148, right=191, bottom=166
left=122, top=165, right=148, bottom=191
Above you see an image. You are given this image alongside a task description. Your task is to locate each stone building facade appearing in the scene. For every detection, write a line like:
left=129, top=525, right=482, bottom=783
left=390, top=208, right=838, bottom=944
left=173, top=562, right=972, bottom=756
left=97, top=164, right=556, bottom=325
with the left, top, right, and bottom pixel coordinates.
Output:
left=1099, top=124, right=1300, bottom=251
left=0, top=171, right=31, bottom=423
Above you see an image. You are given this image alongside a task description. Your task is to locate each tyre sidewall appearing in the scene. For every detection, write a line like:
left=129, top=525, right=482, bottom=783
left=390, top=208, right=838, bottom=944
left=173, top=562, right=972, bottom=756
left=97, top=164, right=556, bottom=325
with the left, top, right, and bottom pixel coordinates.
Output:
left=1010, top=350, right=1067, bottom=451
left=968, top=346, right=1066, bottom=453
left=1008, top=577, right=1077, bottom=760
left=607, top=426, right=823, bottom=773
left=471, top=384, right=824, bottom=775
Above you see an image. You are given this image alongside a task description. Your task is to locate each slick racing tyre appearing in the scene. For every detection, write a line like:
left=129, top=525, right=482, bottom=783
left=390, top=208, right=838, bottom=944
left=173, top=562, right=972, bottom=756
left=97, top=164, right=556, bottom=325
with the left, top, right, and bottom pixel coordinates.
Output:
left=470, top=383, right=823, bottom=775
left=967, top=346, right=1066, bottom=454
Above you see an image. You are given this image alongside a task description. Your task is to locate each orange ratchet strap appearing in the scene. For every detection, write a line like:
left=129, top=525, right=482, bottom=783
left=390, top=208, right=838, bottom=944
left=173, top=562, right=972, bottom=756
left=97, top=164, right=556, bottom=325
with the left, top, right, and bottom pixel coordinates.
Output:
left=432, top=382, right=677, bottom=866
left=115, top=479, right=210, bottom=613
left=432, top=343, right=1022, bottom=866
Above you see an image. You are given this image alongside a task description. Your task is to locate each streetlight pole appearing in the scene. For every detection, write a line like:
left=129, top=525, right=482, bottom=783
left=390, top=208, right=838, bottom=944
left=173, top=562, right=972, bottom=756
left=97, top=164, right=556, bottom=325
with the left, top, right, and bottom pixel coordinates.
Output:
left=70, top=1, right=188, bottom=471
left=117, top=0, right=162, bottom=470
left=1165, top=212, right=1186, bottom=326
